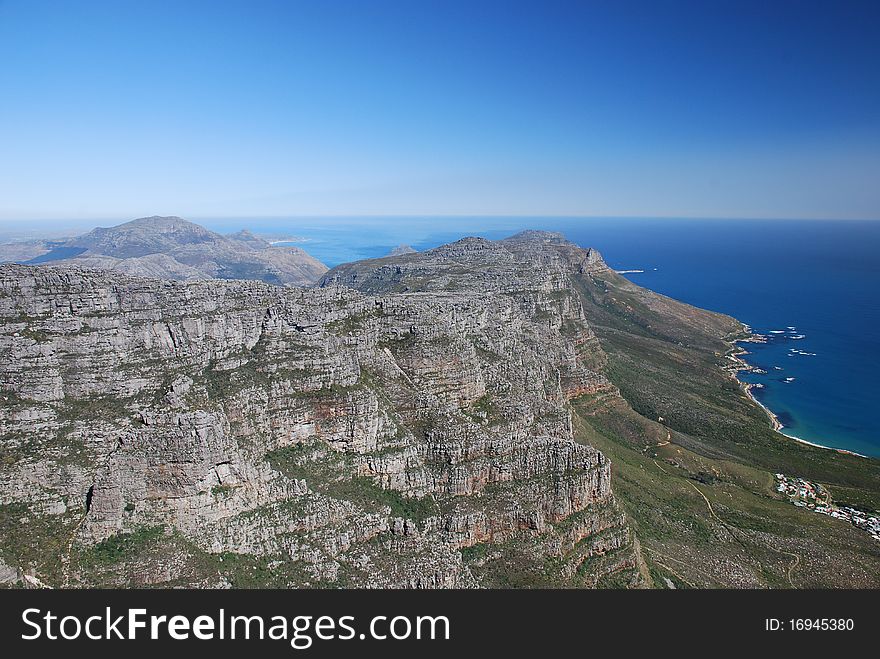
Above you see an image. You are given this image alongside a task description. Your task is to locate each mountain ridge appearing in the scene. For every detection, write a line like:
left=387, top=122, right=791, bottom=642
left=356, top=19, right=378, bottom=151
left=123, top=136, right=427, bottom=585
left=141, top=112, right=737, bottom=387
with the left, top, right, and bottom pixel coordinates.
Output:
left=0, top=216, right=328, bottom=286
left=0, top=230, right=877, bottom=588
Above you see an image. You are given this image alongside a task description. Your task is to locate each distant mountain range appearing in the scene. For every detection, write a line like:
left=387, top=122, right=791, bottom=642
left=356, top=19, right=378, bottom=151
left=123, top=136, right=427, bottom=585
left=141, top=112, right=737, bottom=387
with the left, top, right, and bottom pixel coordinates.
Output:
left=0, top=216, right=327, bottom=286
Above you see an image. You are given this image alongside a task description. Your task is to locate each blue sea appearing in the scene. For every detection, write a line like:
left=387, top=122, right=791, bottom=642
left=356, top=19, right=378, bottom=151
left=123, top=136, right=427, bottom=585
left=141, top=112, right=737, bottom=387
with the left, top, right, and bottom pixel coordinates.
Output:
left=200, top=216, right=880, bottom=458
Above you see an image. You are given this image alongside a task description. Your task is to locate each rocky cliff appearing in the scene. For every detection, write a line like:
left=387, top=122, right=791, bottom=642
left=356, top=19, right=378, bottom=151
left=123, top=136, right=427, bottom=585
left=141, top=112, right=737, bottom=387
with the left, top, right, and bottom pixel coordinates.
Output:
left=0, top=231, right=646, bottom=588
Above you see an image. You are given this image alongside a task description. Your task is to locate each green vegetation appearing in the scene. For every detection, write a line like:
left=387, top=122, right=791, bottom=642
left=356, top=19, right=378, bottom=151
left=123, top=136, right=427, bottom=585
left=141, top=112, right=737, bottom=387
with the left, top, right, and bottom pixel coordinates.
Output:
left=465, top=393, right=502, bottom=425
left=377, top=331, right=416, bottom=350
left=568, top=268, right=880, bottom=587
left=87, top=526, right=165, bottom=565
left=202, top=357, right=270, bottom=400
left=205, top=552, right=315, bottom=588
left=460, top=534, right=640, bottom=589
left=211, top=484, right=236, bottom=497
left=56, top=395, right=134, bottom=424
left=325, top=476, right=439, bottom=526
left=325, top=308, right=384, bottom=335
left=575, top=268, right=880, bottom=492
left=267, top=440, right=438, bottom=526
left=0, top=502, right=80, bottom=586
left=464, top=543, right=563, bottom=588
left=265, top=440, right=350, bottom=482
left=70, top=527, right=323, bottom=588
left=18, top=327, right=51, bottom=343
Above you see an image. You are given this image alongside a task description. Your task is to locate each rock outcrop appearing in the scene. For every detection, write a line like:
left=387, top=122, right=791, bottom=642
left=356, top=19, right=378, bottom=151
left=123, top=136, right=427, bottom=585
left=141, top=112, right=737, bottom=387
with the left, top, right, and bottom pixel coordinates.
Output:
left=0, top=231, right=644, bottom=588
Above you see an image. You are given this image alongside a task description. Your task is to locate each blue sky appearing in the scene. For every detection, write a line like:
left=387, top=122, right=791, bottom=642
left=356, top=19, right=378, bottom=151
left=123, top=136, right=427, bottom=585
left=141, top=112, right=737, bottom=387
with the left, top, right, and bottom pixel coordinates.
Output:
left=1, top=0, right=878, bottom=222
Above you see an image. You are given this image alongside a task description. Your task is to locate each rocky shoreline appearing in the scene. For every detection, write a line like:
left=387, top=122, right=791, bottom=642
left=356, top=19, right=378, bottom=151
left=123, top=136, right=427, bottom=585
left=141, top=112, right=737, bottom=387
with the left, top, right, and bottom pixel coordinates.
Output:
left=724, top=330, right=868, bottom=459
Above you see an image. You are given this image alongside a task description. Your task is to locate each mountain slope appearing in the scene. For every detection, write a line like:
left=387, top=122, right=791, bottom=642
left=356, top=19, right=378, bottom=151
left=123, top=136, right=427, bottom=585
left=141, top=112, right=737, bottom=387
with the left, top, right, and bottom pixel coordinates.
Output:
left=0, top=232, right=645, bottom=588
left=0, top=230, right=876, bottom=588
left=323, top=231, right=880, bottom=587
left=2, top=216, right=328, bottom=286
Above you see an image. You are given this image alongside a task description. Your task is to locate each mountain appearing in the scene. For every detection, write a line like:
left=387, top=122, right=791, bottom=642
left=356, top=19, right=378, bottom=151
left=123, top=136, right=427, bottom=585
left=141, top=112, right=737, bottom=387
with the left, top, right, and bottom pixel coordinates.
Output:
left=0, top=231, right=877, bottom=588
left=387, top=244, right=417, bottom=256
left=0, top=216, right=327, bottom=286
left=61, top=216, right=219, bottom=258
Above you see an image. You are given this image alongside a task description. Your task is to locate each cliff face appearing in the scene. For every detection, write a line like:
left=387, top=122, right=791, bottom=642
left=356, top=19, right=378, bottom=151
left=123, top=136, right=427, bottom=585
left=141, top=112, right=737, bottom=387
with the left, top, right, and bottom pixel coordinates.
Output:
left=0, top=231, right=644, bottom=588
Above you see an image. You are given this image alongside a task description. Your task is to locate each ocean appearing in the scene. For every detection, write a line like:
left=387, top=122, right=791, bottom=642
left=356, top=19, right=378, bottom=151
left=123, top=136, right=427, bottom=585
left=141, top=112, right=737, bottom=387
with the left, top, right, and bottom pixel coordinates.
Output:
left=200, top=216, right=880, bottom=458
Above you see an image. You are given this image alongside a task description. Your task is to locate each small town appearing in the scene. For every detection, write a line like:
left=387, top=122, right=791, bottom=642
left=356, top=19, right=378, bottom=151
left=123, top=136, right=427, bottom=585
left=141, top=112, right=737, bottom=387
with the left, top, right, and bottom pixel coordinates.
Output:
left=775, top=474, right=880, bottom=542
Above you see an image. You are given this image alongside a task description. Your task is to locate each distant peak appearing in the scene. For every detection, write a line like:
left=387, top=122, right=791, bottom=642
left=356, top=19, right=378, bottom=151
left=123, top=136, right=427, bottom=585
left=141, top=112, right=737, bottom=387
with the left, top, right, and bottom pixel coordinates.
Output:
left=388, top=244, right=416, bottom=256
left=129, top=215, right=190, bottom=225
left=228, top=228, right=261, bottom=241
left=228, top=229, right=269, bottom=249
left=502, top=230, right=571, bottom=245
left=65, top=215, right=219, bottom=259
left=112, top=216, right=212, bottom=235
left=440, top=236, right=495, bottom=249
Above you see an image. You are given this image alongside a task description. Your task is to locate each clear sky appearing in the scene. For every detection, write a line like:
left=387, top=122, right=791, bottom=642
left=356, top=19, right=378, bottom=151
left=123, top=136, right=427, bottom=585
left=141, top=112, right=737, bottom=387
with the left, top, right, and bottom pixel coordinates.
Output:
left=1, top=0, right=879, bottom=222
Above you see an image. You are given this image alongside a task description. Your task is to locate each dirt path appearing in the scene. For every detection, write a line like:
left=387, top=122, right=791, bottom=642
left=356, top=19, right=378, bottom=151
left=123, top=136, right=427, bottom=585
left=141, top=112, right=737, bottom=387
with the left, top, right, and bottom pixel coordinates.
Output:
left=651, top=457, right=802, bottom=588
left=687, top=481, right=723, bottom=525
left=780, top=549, right=800, bottom=587
left=641, top=546, right=711, bottom=588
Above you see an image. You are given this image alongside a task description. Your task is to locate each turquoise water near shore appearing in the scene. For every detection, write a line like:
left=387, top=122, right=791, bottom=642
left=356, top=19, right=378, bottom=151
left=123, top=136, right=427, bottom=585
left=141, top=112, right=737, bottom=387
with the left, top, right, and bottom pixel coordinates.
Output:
left=200, top=216, right=880, bottom=458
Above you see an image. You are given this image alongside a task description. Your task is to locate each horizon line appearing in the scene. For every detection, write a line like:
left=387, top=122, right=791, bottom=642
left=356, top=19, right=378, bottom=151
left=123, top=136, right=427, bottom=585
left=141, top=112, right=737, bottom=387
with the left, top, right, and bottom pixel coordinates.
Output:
left=2, top=213, right=880, bottom=225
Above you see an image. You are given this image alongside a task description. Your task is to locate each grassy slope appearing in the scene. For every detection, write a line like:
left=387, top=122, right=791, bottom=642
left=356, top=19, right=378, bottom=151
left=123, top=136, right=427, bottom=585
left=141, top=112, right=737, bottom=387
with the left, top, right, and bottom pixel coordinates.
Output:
left=571, top=268, right=880, bottom=588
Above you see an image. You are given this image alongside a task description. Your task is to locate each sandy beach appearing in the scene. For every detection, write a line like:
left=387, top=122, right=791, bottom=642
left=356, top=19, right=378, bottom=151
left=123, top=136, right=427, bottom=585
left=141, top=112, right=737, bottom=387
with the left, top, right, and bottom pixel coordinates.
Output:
left=725, top=333, right=867, bottom=459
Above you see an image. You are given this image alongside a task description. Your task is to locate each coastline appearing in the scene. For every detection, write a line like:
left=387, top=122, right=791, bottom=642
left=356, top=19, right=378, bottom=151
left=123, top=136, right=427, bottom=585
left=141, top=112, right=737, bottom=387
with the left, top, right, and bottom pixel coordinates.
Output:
left=743, top=381, right=783, bottom=431
left=724, top=328, right=868, bottom=460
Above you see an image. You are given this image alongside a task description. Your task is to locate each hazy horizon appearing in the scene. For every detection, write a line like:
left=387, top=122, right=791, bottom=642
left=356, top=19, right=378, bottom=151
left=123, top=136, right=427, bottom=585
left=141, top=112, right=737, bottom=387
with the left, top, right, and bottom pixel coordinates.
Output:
left=2, top=213, right=879, bottom=243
